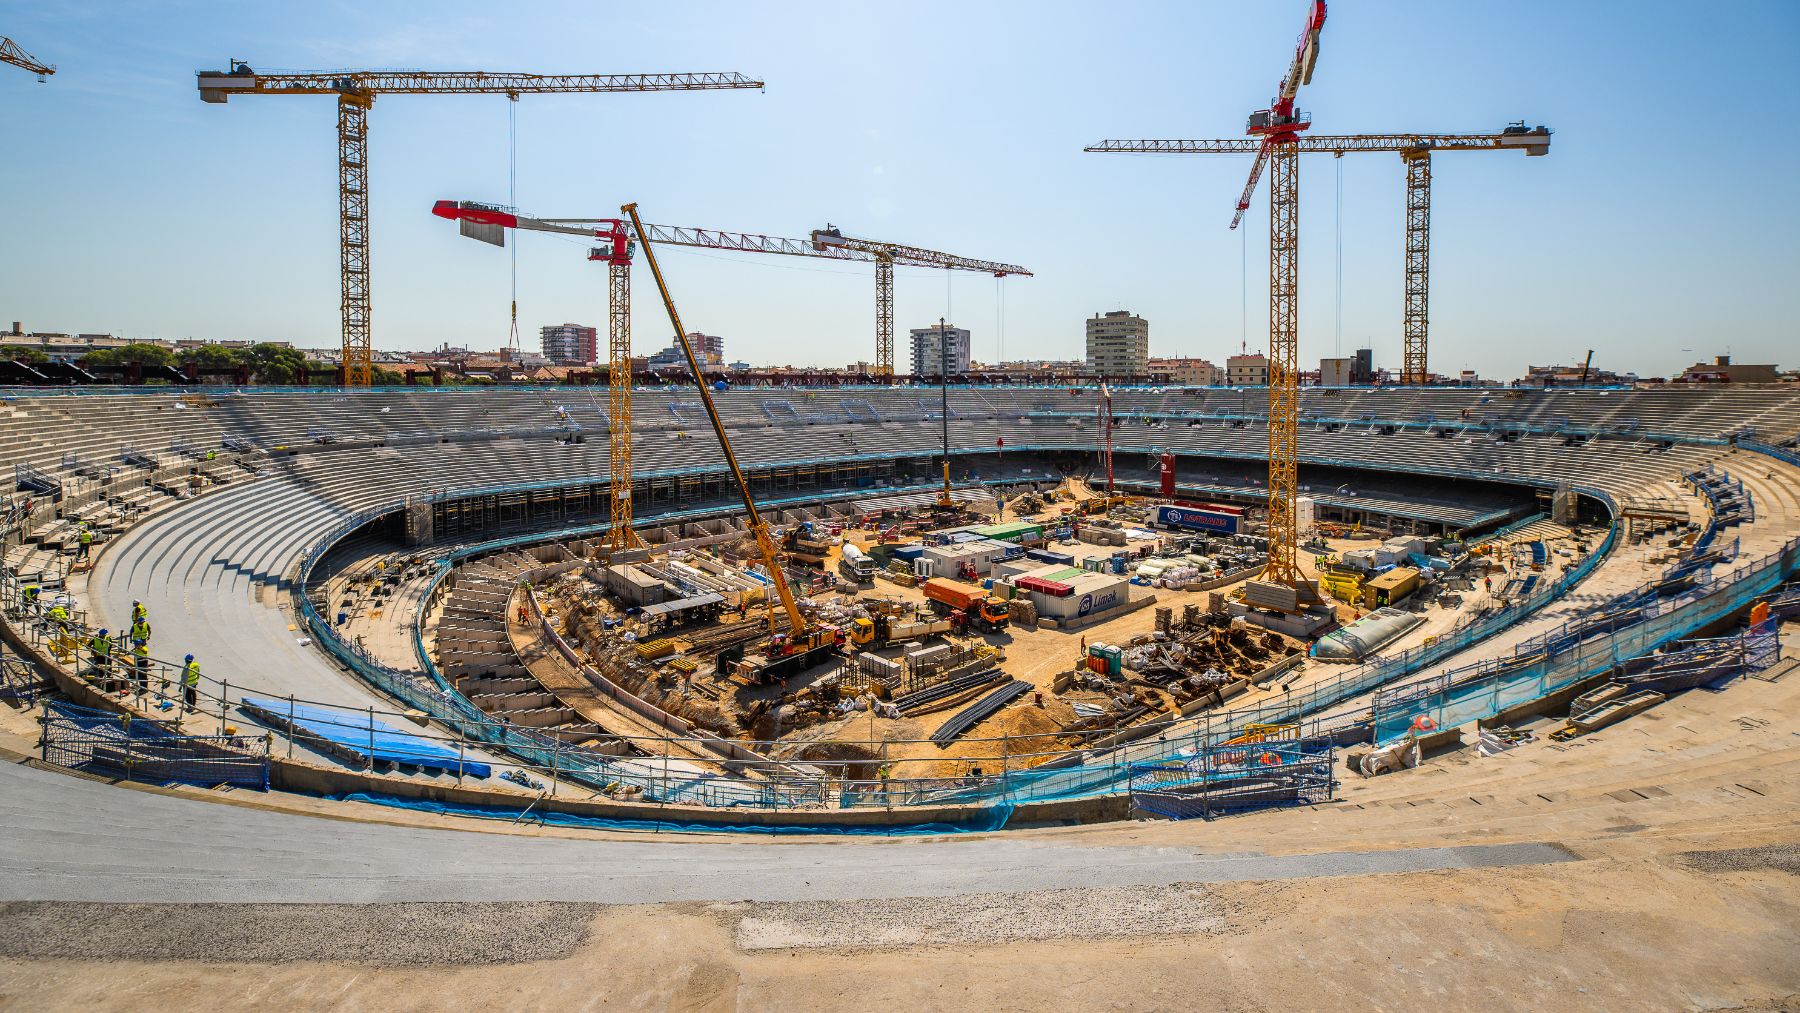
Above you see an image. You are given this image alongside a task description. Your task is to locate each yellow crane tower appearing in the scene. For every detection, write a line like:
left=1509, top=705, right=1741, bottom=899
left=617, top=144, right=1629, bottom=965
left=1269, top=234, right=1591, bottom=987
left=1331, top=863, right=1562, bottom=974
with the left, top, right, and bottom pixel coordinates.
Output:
left=197, top=62, right=762, bottom=386
left=809, top=227, right=1031, bottom=379
left=0, top=36, right=54, bottom=80
left=1085, top=127, right=1551, bottom=384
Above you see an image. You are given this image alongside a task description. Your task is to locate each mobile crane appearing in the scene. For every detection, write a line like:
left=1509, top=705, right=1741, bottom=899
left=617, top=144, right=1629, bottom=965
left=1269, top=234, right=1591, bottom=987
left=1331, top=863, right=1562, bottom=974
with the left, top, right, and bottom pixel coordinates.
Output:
left=621, top=202, right=844, bottom=684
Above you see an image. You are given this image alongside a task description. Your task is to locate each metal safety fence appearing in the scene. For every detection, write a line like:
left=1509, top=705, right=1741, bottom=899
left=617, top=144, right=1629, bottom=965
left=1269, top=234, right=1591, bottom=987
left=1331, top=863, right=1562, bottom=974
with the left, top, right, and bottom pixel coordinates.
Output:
left=1371, top=536, right=1800, bottom=742
left=40, top=700, right=270, bottom=790
left=1128, top=738, right=1335, bottom=820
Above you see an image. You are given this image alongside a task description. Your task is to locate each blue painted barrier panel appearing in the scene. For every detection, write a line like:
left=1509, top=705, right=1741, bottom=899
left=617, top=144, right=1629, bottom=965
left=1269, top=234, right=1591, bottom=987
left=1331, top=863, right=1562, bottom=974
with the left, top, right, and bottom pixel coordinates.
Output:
left=241, top=696, right=490, bottom=778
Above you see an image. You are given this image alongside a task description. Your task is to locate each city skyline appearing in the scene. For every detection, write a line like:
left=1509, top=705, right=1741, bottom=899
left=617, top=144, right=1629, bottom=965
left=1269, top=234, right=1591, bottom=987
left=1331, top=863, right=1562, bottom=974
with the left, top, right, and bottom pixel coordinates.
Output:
left=1, top=1, right=1795, bottom=379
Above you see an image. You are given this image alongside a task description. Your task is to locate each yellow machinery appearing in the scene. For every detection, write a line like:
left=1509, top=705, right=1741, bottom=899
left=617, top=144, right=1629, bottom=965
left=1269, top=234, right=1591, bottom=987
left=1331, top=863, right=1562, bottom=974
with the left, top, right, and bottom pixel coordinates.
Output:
left=198, top=64, right=762, bottom=385
left=0, top=36, right=55, bottom=79
left=623, top=202, right=838, bottom=676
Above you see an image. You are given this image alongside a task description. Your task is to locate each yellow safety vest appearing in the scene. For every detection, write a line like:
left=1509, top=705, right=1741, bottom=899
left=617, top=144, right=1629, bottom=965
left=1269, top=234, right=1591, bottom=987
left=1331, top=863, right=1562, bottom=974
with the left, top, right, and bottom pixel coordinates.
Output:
left=182, top=662, right=200, bottom=687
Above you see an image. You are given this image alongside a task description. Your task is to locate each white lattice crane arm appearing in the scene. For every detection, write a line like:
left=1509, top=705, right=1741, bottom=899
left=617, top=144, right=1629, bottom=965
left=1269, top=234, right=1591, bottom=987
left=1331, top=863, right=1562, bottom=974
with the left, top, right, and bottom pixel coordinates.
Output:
left=200, top=64, right=760, bottom=102
left=808, top=227, right=1032, bottom=277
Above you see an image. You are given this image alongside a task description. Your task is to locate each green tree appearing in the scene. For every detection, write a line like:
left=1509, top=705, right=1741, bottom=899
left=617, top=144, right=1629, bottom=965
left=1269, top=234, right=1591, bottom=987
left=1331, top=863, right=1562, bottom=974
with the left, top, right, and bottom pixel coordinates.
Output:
left=243, top=343, right=307, bottom=384
left=83, top=342, right=175, bottom=368
left=2, top=346, right=48, bottom=365
left=178, top=344, right=244, bottom=370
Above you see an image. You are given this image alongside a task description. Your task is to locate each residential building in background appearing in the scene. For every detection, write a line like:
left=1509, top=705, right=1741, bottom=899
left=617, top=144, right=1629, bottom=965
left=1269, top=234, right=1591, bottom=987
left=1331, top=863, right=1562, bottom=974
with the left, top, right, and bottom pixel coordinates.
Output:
left=1679, top=354, right=1779, bottom=384
left=1351, top=348, right=1375, bottom=384
left=1084, top=311, right=1149, bottom=376
left=1227, top=352, right=1269, bottom=386
left=910, top=323, right=971, bottom=377
left=540, top=323, right=597, bottom=365
left=1150, top=357, right=1224, bottom=386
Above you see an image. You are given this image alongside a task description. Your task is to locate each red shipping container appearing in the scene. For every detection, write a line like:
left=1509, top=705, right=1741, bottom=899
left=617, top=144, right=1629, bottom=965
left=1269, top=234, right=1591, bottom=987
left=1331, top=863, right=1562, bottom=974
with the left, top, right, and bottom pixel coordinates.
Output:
left=1016, top=576, right=1074, bottom=598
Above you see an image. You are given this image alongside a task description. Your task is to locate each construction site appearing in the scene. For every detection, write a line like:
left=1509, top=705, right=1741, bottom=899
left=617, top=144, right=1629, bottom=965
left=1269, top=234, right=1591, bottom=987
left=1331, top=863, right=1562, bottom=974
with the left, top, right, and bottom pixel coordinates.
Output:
left=3, top=3, right=1799, bottom=1009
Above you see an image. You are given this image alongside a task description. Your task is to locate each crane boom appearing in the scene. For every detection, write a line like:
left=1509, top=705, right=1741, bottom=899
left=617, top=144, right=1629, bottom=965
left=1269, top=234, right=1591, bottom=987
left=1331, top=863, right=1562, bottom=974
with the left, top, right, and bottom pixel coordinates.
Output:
left=811, top=226, right=1031, bottom=377
left=199, top=68, right=760, bottom=101
left=432, top=202, right=1026, bottom=379
left=0, top=36, right=54, bottom=77
left=1087, top=125, right=1551, bottom=381
left=1085, top=130, right=1552, bottom=155
left=621, top=203, right=812, bottom=640
left=808, top=227, right=1031, bottom=277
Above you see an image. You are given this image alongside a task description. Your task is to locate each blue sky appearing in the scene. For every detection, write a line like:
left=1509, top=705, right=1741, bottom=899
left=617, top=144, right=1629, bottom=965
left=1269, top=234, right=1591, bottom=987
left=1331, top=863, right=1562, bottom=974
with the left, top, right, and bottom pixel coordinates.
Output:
left=2, top=0, right=1796, bottom=378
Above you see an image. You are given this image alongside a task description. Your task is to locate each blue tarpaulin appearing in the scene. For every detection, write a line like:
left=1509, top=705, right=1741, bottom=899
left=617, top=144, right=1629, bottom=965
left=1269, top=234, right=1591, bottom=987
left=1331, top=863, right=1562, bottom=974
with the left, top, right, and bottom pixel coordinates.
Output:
left=240, top=696, right=491, bottom=778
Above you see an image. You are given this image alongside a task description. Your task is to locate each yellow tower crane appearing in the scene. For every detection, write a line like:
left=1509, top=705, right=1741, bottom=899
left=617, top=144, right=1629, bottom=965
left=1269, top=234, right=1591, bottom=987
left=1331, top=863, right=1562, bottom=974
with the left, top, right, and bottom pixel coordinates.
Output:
left=809, top=227, right=1030, bottom=379
left=197, top=63, right=762, bottom=386
left=0, top=36, right=54, bottom=80
left=1085, top=128, right=1551, bottom=385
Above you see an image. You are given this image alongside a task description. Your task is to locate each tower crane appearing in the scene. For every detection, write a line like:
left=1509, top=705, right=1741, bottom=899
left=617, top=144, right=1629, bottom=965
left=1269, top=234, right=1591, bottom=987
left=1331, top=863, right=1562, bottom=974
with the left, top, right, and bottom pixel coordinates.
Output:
left=197, top=62, right=762, bottom=386
left=808, top=227, right=1031, bottom=379
left=0, top=36, right=54, bottom=79
left=430, top=200, right=642, bottom=550
left=432, top=201, right=1012, bottom=544
left=1085, top=127, right=1551, bottom=384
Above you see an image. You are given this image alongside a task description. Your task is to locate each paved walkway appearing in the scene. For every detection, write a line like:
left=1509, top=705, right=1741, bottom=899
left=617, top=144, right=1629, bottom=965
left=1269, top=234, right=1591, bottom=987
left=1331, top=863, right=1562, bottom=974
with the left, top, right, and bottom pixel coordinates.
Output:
left=0, top=759, right=1572, bottom=905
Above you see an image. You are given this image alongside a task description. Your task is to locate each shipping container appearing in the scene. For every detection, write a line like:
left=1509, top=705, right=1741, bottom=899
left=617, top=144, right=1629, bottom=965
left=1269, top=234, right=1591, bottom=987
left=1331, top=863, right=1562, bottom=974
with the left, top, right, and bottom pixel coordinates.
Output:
left=1015, top=575, right=1074, bottom=597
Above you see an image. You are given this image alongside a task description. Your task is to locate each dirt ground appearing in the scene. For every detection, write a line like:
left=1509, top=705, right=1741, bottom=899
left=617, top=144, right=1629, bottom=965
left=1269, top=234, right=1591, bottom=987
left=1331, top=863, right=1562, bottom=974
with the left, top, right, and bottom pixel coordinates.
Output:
left=4, top=650, right=1799, bottom=1010
left=2, top=841, right=1794, bottom=1012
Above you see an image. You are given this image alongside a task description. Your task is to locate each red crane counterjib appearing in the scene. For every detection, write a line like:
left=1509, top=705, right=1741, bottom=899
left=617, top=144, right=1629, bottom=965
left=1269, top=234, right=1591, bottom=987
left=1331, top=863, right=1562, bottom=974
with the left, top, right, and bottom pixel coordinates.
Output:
left=431, top=200, right=631, bottom=264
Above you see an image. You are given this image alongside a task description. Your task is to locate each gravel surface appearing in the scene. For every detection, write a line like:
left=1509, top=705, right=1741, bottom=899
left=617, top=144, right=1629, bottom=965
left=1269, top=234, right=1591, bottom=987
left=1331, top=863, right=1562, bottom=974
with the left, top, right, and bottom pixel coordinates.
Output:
left=724, top=883, right=1238, bottom=950
left=1679, top=844, right=1800, bottom=876
left=0, top=902, right=601, bottom=966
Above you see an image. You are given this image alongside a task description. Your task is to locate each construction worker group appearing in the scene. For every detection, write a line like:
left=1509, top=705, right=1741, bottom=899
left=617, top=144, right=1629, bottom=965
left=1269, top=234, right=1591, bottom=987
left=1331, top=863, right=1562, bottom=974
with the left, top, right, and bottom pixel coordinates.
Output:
left=65, top=598, right=201, bottom=715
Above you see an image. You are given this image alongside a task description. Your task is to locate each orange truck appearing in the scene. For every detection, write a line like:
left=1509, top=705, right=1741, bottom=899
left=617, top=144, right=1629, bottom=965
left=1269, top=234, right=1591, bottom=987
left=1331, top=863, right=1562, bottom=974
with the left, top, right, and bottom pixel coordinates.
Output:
left=921, top=577, right=1010, bottom=633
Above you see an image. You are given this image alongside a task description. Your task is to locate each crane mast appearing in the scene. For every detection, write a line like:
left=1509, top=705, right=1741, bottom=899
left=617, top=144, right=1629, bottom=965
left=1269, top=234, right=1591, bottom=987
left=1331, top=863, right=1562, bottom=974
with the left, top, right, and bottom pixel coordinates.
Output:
left=199, top=62, right=762, bottom=385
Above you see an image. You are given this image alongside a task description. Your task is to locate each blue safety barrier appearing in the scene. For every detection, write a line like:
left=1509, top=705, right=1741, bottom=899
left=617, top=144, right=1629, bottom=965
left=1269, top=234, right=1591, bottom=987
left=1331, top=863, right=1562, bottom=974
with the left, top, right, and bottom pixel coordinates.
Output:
left=40, top=701, right=269, bottom=790
left=334, top=791, right=1016, bottom=836
left=238, top=695, right=491, bottom=778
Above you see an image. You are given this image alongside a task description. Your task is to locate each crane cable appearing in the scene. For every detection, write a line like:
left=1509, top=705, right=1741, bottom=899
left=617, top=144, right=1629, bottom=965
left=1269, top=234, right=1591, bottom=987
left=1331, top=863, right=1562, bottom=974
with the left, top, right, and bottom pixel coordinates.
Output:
left=1335, top=155, right=1343, bottom=359
left=507, top=96, right=520, bottom=355
left=995, top=276, right=1005, bottom=366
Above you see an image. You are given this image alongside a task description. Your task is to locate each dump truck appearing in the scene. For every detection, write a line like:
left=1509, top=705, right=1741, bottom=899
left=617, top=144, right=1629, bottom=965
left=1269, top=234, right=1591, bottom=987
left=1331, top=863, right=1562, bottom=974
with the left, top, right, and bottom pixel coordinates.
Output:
left=847, top=612, right=954, bottom=648
left=921, top=577, right=1010, bottom=633
left=782, top=521, right=832, bottom=566
left=839, top=541, right=877, bottom=583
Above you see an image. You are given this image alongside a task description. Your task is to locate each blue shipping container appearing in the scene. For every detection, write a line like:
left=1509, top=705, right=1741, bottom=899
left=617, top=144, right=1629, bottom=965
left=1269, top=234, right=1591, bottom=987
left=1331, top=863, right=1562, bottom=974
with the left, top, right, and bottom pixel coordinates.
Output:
left=1156, top=504, right=1240, bottom=534
left=892, top=545, right=927, bottom=561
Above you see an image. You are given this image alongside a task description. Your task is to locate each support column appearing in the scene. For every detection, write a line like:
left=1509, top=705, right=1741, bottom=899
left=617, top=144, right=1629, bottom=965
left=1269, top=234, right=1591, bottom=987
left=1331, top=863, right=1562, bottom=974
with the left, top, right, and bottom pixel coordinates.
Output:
left=607, top=261, right=640, bottom=549
left=874, top=255, right=894, bottom=379
left=1402, top=148, right=1431, bottom=385
left=337, top=93, right=374, bottom=387
left=1264, top=142, right=1302, bottom=587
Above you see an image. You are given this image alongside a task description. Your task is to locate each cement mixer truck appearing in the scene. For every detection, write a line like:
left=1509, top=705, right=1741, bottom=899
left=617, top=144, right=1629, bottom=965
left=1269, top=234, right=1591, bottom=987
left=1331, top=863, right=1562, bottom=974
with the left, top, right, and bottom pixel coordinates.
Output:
left=839, top=541, right=877, bottom=583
